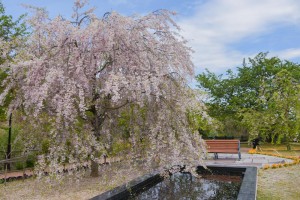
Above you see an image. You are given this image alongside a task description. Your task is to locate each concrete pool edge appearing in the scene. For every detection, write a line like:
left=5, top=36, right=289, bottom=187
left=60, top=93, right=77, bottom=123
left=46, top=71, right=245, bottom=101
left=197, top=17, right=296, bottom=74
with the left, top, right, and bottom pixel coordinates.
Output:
left=199, top=165, right=258, bottom=200
left=90, top=171, right=162, bottom=200
left=237, top=166, right=258, bottom=200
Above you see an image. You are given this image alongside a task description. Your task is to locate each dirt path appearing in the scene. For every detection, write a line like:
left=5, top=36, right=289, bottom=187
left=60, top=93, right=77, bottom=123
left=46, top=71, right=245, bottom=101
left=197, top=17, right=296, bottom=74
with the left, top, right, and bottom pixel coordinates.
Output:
left=0, top=169, right=34, bottom=180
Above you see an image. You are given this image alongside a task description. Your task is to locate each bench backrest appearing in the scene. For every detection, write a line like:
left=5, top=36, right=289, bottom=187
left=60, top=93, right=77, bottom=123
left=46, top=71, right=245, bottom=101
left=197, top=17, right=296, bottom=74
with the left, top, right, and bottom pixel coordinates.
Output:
left=205, top=140, right=240, bottom=153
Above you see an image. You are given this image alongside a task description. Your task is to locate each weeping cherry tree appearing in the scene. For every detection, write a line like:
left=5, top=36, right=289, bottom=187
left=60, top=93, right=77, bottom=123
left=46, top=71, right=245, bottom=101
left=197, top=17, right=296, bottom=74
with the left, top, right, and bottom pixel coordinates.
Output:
left=0, top=0, right=208, bottom=177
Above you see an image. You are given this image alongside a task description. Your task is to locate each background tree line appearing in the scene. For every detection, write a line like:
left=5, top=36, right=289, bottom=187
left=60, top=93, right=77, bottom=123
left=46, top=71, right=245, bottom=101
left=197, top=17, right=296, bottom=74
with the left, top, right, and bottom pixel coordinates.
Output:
left=197, top=52, right=300, bottom=150
left=0, top=1, right=27, bottom=161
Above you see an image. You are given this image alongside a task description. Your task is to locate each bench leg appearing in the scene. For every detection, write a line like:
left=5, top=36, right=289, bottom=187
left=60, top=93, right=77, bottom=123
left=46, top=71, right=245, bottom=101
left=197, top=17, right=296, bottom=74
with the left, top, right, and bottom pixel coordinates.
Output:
left=238, top=152, right=241, bottom=160
left=214, top=153, right=218, bottom=159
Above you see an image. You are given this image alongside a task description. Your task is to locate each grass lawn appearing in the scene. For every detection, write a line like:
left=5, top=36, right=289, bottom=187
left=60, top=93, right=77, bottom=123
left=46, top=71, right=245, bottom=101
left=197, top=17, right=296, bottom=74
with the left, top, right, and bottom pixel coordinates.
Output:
left=0, top=162, right=148, bottom=200
left=256, top=143, right=300, bottom=200
left=258, top=143, right=300, bottom=157
left=257, top=164, right=300, bottom=200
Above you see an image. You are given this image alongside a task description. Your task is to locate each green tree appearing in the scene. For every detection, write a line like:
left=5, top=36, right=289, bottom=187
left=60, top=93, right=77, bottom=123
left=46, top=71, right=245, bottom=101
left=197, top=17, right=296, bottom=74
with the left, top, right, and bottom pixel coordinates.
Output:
left=0, top=1, right=27, bottom=162
left=0, top=1, right=27, bottom=120
left=0, top=1, right=27, bottom=64
left=196, top=53, right=300, bottom=144
left=241, top=70, right=300, bottom=150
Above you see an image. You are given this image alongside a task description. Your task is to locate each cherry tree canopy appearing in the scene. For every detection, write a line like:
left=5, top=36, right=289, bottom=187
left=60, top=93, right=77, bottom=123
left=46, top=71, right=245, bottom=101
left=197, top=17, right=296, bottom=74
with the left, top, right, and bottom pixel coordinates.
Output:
left=0, top=1, right=208, bottom=176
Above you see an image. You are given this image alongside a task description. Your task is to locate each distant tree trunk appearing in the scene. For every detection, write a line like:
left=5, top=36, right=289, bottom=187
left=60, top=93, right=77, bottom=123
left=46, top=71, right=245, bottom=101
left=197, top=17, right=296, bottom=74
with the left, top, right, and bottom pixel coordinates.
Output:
left=286, top=142, right=291, bottom=151
left=6, top=113, right=12, bottom=170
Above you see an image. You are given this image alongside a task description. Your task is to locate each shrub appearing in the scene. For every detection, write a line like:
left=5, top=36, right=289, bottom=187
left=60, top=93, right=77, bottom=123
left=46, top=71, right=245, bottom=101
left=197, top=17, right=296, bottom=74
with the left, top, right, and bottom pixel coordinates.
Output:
left=15, top=161, right=25, bottom=170
left=292, top=160, right=299, bottom=165
left=26, top=159, right=35, bottom=168
left=263, top=164, right=270, bottom=169
left=271, top=164, right=279, bottom=168
left=248, top=149, right=256, bottom=154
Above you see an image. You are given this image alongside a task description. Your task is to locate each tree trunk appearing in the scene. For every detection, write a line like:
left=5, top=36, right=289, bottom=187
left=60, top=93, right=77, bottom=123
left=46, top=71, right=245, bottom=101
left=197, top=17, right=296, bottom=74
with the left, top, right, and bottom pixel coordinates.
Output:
left=90, top=105, right=101, bottom=177
left=89, top=94, right=112, bottom=177
left=89, top=103, right=107, bottom=177
left=6, top=113, right=12, bottom=171
left=286, top=142, right=291, bottom=151
left=90, top=160, right=99, bottom=177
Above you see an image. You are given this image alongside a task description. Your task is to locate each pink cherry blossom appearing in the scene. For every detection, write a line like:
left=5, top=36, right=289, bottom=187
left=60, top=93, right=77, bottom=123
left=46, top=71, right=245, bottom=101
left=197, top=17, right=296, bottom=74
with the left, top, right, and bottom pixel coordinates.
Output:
left=0, top=0, right=210, bottom=177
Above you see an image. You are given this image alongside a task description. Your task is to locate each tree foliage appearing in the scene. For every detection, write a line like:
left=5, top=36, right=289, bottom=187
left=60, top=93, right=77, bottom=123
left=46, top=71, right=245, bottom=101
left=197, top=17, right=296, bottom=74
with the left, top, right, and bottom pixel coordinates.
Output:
left=197, top=53, right=300, bottom=147
left=241, top=69, right=300, bottom=149
left=0, top=1, right=27, bottom=64
left=0, top=1, right=27, bottom=121
left=0, top=1, right=208, bottom=176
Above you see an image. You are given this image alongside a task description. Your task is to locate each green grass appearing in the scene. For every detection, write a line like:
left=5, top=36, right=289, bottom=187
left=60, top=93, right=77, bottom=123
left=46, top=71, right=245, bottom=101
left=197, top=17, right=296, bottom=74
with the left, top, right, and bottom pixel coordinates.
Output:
left=241, top=142, right=300, bottom=150
left=260, top=143, right=300, bottom=151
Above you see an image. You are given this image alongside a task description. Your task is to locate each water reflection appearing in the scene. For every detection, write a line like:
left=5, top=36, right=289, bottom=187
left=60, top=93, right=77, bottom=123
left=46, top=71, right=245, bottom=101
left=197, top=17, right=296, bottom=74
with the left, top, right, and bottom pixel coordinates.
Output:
left=133, top=172, right=241, bottom=200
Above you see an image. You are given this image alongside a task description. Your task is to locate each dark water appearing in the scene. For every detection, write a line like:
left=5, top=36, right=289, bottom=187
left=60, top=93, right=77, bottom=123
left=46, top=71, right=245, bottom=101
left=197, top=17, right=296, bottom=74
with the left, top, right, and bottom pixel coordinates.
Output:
left=132, top=172, right=242, bottom=200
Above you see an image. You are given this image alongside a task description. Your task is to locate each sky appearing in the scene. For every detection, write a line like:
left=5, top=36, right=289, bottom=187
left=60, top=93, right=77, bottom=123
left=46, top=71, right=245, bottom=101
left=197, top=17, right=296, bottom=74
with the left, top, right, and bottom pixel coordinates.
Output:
left=2, top=0, right=300, bottom=76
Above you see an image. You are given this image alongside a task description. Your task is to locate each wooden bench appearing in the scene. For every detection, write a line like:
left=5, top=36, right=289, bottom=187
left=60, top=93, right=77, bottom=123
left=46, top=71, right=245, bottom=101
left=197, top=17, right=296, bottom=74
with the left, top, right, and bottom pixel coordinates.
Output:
left=205, top=140, right=241, bottom=160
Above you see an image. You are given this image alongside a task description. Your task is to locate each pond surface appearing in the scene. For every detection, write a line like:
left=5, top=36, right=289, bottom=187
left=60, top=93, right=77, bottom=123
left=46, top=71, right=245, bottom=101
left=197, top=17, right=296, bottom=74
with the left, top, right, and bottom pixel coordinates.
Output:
left=132, top=172, right=242, bottom=200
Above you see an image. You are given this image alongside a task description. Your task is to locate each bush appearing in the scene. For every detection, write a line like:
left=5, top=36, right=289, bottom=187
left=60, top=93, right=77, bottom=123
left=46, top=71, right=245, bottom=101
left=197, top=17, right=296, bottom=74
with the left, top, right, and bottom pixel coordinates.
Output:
left=26, top=158, right=35, bottom=168
left=15, top=161, right=25, bottom=170
left=263, top=164, right=270, bottom=169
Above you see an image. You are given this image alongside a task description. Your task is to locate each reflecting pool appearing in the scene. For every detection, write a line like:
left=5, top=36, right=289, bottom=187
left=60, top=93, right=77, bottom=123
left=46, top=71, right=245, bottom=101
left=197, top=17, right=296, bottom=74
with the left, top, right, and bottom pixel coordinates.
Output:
left=133, top=172, right=242, bottom=200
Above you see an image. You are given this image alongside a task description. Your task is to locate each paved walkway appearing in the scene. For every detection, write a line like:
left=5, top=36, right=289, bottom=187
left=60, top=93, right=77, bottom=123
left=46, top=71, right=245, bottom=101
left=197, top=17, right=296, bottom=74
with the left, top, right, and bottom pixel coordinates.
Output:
left=205, top=153, right=293, bottom=168
left=1, top=152, right=294, bottom=179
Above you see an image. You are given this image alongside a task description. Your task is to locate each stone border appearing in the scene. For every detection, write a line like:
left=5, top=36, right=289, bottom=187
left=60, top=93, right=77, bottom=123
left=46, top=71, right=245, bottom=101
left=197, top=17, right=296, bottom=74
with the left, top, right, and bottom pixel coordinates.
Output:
left=90, top=165, right=257, bottom=200
left=237, top=166, right=257, bottom=200
left=90, top=171, right=162, bottom=200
